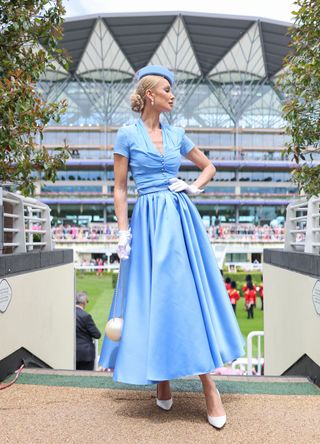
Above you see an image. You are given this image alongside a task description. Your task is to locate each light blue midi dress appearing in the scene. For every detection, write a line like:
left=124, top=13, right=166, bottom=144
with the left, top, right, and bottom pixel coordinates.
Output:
left=99, top=118, right=245, bottom=385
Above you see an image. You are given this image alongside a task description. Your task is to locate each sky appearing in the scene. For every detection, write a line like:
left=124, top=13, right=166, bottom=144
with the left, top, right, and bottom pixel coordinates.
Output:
left=63, top=0, right=296, bottom=24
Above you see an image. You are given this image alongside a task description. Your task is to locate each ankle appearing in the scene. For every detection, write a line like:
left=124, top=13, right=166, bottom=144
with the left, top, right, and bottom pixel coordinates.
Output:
left=157, top=382, right=171, bottom=400
left=204, top=386, right=217, bottom=399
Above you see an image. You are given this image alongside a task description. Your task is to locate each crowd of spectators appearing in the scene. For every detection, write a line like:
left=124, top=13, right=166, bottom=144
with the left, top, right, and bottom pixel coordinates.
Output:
left=207, top=224, right=285, bottom=241
left=52, top=223, right=285, bottom=242
left=52, top=224, right=118, bottom=241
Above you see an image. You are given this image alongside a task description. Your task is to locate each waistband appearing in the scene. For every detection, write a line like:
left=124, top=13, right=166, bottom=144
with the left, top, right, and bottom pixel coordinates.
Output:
left=138, top=185, right=170, bottom=196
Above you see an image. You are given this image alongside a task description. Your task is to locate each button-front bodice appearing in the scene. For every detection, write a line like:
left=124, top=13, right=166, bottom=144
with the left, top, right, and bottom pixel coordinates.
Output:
left=113, top=119, right=194, bottom=195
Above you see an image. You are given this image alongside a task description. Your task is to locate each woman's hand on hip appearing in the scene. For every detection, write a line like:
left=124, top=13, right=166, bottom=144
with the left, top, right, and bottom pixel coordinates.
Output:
left=168, top=178, right=203, bottom=195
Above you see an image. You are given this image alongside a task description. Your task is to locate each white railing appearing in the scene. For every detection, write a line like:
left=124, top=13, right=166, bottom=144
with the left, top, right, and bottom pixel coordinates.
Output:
left=232, top=331, right=264, bottom=376
left=247, top=331, right=264, bottom=376
left=284, top=196, right=320, bottom=254
left=94, top=338, right=99, bottom=371
left=0, top=188, right=52, bottom=254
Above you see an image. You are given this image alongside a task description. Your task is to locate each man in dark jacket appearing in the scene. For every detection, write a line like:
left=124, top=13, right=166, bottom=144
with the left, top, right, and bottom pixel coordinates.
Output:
left=76, top=291, right=101, bottom=370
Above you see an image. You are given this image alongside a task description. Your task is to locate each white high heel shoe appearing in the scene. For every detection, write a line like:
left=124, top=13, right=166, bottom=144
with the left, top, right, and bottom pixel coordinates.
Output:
left=156, top=397, right=173, bottom=410
left=207, top=388, right=226, bottom=429
left=156, top=385, right=173, bottom=410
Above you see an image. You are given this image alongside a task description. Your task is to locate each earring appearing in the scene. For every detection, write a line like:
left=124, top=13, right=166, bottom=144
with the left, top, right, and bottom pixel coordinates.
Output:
left=151, top=100, right=154, bottom=106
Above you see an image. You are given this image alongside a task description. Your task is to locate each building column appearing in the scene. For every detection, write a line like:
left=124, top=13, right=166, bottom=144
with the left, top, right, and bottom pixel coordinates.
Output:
left=235, top=205, right=239, bottom=224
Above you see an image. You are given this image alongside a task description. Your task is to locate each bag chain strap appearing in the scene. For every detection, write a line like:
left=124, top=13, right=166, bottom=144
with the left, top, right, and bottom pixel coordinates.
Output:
left=112, top=260, right=124, bottom=319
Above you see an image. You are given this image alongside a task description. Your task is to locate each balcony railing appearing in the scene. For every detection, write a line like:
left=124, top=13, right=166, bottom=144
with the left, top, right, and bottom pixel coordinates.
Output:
left=0, top=188, right=52, bottom=254
left=284, top=196, right=320, bottom=254
left=52, top=223, right=285, bottom=243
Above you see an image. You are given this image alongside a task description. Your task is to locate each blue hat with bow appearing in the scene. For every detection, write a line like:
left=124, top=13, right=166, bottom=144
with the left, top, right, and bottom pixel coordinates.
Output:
left=135, top=65, right=174, bottom=86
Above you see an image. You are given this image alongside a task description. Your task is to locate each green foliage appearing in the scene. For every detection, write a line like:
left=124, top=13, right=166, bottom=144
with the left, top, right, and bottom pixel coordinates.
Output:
left=279, top=0, right=320, bottom=196
left=0, top=0, right=70, bottom=196
left=292, top=164, right=320, bottom=196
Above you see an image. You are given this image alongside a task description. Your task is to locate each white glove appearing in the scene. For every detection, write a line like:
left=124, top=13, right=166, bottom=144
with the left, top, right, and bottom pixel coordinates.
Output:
left=117, top=228, right=132, bottom=260
left=168, top=178, right=204, bottom=195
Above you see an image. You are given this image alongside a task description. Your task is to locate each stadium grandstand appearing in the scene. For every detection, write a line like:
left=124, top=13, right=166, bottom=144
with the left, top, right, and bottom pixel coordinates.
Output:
left=34, top=12, right=318, bottom=264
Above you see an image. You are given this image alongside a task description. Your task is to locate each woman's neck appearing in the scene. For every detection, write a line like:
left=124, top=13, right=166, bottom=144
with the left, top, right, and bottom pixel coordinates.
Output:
left=140, top=111, right=161, bottom=131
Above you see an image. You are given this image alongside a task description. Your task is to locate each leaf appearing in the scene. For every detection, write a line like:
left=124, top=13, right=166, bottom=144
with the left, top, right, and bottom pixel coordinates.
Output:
left=0, top=0, right=68, bottom=196
left=281, top=0, right=320, bottom=196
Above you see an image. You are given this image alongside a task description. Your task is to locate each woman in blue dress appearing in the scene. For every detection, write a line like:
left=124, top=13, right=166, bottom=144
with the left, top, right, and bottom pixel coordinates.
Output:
left=99, top=65, right=244, bottom=429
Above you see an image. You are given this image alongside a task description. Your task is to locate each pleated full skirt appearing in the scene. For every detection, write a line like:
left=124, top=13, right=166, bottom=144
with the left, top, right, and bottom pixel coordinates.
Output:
left=99, top=190, right=244, bottom=384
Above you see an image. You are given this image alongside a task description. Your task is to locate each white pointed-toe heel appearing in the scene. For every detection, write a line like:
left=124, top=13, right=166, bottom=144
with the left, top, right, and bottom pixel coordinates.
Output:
left=156, top=397, right=173, bottom=410
left=156, top=385, right=173, bottom=410
left=207, top=388, right=226, bottom=429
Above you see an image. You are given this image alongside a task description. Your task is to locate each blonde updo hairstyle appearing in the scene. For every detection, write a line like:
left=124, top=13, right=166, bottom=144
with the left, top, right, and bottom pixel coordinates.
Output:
left=130, top=75, right=162, bottom=113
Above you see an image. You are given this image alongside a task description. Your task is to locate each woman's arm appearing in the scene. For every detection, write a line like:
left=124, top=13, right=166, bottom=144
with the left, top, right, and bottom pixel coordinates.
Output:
left=114, top=154, right=129, bottom=230
left=186, top=147, right=216, bottom=189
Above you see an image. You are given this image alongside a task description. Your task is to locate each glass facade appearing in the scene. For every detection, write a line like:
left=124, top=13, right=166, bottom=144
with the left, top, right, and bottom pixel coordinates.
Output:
left=36, top=13, right=302, bottom=224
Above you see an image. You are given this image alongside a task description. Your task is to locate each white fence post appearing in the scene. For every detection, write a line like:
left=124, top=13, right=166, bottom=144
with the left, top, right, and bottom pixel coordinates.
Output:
left=94, top=339, right=99, bottom=370
left=305, top=197, right=320, bottom=254
left=284, top=201, right=297, bottom=251
left=247, top=331, right=264, bottom=376
left=7, top=193, right=26, bottom=254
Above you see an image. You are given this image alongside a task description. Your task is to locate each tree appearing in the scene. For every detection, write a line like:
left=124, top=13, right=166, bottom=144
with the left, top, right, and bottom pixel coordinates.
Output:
left=279, top=0, right=320, bottom=196
left=0, top=0, right=69, bottom=196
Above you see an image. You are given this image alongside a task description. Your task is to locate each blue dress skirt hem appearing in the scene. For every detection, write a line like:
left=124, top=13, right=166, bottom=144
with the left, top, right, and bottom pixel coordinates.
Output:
left=99, top=190, right=245, bottom=385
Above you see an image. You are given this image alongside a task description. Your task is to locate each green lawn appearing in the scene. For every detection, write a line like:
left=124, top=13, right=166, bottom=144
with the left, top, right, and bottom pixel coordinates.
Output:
left=76, top=272, right=114, bottom=353
left=77, top=272, right=264, bottom=357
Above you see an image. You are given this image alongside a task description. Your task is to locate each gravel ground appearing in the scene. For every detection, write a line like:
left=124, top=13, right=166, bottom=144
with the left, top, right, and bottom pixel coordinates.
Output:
left=1, top=384, right=320, bottom=444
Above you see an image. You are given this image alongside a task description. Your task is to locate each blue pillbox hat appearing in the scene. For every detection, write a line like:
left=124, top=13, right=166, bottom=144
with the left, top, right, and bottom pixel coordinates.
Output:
left=135, top=65, right=174, bottom=86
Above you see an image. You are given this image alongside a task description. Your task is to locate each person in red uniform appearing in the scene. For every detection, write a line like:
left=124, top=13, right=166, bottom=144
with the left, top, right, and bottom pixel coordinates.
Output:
left=244, top=281, right=256, bottom=319
left=242, top=274, right=256, bottom=293
left=228, top=281, right=240, bottom=314
left=225, top=276, right=231, bottom=291
left=242, top=274, right=257, bottom=307
left=258, top=276, right=264, bottom=311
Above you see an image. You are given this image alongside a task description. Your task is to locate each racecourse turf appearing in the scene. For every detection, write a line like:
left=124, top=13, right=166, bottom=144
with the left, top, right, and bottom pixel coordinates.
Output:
left=76, top=272, right=264, bottom=355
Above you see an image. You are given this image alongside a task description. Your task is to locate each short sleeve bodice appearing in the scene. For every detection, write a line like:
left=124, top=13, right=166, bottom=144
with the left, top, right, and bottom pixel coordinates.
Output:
left=113, top=119, right=195, bottom=195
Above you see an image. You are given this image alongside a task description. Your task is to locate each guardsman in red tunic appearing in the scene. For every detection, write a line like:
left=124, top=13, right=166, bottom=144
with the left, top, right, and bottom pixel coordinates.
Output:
left=225, top=276, right=231, bottom=291
left=244, top=281, right=256, bottom=319
left=228, top=281, right=240, bottom=314
left=258, top=281, right=264, bottom=310
left=242, top=274, right=256, bottom=294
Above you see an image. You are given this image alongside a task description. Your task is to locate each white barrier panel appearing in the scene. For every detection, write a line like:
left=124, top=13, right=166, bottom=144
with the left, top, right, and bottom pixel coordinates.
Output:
left=264, top=262, right=320, bottom=376
left=285, top=196, right=320, bottom=254
left=0, top=263, right=75, bottom=370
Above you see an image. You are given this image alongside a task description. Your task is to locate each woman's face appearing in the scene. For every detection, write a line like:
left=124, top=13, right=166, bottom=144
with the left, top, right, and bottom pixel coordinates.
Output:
left=151, top=78, right=175, bottom=112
